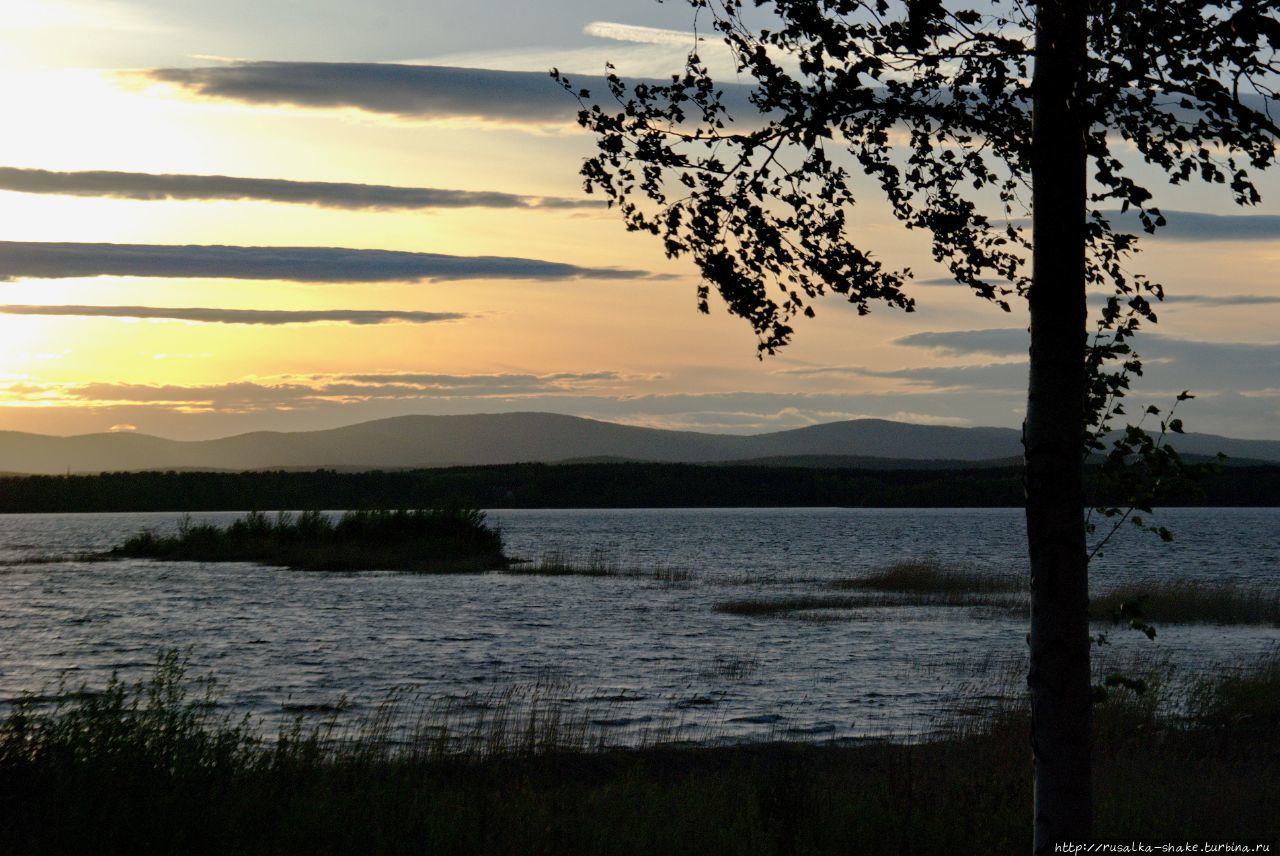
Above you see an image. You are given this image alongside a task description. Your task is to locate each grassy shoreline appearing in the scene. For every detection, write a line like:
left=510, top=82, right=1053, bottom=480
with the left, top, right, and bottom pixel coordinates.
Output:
left=1, top=654, right=1275, bottom=854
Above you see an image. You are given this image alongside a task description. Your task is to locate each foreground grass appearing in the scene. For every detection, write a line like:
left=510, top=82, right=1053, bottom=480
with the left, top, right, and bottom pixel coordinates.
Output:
left=110, top=508, right=507, bottom=573
left=1, top=654, right=1275, bottom=855
left=1090, top=581, right=1280, bottom=626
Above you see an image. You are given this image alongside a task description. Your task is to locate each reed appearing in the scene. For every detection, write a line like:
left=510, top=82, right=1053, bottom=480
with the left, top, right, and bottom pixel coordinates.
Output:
left=834, top=559, right=1024, bottom=594
left=714, top=591, right=1017, bottom=617
left=1090, top=581, right=1280, bottom=626
left=505, top=551, right=691, bottom=583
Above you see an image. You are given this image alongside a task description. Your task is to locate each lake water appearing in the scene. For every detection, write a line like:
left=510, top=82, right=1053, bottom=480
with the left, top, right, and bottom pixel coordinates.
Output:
left=0, top=507, right=1276, bottom=744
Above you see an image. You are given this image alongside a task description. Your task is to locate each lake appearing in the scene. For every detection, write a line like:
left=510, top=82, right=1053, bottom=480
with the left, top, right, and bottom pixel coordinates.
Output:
left=1, top=507, right=1276, bottom=743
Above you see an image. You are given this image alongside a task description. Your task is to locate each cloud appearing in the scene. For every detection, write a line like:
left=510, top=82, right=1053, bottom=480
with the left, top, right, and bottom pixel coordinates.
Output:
left=0, top=241, right=652, bottom=283
left=583, top=21, right=702, bottom=47
left=0, top=379, right=1024, bottom=434
left=912, top=279, right=1280, bottom=309
left=781, top=362, right=1027, bottom=391
left=0, top=167, right=598, bottom=211
left=138, top=62, right=589, bottom=124
left=4, top=383, right=1273, bottom=442
left=132, top=61, right=760, bottom=126
left=1004, top=209, right=1280, bottom=242
left=896, top=328, right=1280, bottom=393
left=334, top=371, right=623, bottom=392
left=1162, top=293, right=1280, bottom=306
left=923, top=207, right=1280, bottom=258
left=896, top=328, right=1027, bottom=358
left=1103, top=209, right=1280, bottom=242
left=0, top=305, right=466, bottom=326
left=5, top=371, right=633, bottom=410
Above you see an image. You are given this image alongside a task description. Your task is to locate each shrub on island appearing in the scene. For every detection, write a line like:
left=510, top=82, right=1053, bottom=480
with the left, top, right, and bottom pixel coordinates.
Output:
left=112, top=507, right=507, bottom=572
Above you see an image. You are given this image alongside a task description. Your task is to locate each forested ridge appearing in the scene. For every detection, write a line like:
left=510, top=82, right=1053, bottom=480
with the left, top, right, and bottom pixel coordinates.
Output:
left=1, top=462, right=1276, bottom=512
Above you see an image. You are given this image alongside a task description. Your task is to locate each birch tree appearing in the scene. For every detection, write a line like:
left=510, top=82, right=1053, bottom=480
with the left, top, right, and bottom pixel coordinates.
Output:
left=556, top=0, right=1279, bottom=849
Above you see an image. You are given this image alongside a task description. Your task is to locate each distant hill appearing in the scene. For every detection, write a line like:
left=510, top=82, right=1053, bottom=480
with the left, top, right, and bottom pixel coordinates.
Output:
left=0, top=412, right=1277, bottom=475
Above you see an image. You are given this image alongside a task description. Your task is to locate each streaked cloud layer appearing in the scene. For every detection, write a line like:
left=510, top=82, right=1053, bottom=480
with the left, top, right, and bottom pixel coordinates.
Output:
left=140, top=62, right=591, bottom=123
left=0, top=305, right=466, bottom=325
left=2, top=2, right=1276, bottom=443
left=0, top=241, right=652, bottom=282
left=0, top=167, right=598, bottom=211
left=135, top=61, right=758, bottom=125
left=896, top=329, right=1280, bottom=392
left=582, top=21, right=700, bottom=46
left=2, top=371, right=632, bottom=409
left=1103, top=209, right=1280, bottom=242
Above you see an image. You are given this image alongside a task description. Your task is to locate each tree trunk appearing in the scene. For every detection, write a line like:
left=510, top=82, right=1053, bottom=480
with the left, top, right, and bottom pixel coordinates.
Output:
left=1027, top=1, right=1092, bottom=853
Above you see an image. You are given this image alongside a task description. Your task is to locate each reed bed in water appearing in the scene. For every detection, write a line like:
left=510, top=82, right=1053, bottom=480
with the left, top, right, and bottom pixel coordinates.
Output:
left=833, top=559, right=1024, bottom=594
left=725, top=562, right=1276, bottom=627
left=1090, top=581, right=1280, bottom=626
left=503, top=551, right=691, bottom=583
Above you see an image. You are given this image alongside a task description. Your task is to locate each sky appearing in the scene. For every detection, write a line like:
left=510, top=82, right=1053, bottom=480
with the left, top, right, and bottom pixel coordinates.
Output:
left=0, top=0, right=1277, bottom=441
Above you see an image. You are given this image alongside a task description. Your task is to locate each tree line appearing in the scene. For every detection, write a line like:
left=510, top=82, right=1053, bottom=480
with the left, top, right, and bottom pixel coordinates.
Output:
left=1, top=462, right=1275, bottom=513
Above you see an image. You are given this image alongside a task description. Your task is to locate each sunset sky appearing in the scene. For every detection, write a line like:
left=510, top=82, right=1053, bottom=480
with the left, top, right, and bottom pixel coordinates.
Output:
left=1, top=0, right=1277, bottom=441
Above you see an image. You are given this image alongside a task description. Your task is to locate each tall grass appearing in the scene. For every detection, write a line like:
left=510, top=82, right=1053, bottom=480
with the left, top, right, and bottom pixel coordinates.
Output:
left=1188, top=654, right=1280, bottom=732
left=714, top=591, right=1019, bottom=617
left=112, top=507, right=507, bottom=572
left=726, top=563, right=1276, bottom=627
left=834, top=559, right=1024, bottom=594
left=1, top=652, right=1276, bottom=854
left=715, top=594, right=868, bottom=616
left=1090, top=581, right=1280, bottom=626
left=504, top=551, right=691, bottom=582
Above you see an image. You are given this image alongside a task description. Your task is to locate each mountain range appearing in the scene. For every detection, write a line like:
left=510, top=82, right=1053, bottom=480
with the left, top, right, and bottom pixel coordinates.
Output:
left=1, top=412, right=1277, bottom=475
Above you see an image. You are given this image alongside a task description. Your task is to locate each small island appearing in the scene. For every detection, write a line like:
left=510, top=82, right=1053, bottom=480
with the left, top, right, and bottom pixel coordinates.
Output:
left=111, top=507, right=508, bottom=573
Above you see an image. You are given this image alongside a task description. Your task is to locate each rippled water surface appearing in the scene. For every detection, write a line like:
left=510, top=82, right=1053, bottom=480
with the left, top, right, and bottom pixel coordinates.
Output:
left=1, top=508, right=1276, bottom=743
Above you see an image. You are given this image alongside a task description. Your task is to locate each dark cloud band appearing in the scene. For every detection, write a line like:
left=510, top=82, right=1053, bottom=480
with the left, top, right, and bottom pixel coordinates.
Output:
left=0, top=167, right=596, bottom=211
left=1163, top=293, right=1280, bottom=306
left=0, top=241, right=651, bottom=283
left=1000, top=209, right=1280, bottom=243
left=1104, top=209, right=1280, bottom=242
left=895, top=328, right=1279, bottom=393
left=143, top=62, right=586, bottom=123
left=0, top=305, right=466, bottom=326
left=896, top=329, right=1027, bottom=358
left=135, top=61, right=758, bottom=125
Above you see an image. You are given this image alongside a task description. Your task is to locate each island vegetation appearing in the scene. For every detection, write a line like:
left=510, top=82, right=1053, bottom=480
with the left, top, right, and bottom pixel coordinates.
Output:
left=110, top=507, right=508, bottom=573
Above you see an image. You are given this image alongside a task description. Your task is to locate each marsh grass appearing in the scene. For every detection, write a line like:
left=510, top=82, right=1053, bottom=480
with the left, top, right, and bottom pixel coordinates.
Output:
left=715, top=594, right=867, bottom=616
left=505, top=551, right=691, bottom=583
left=1, top=652, right=1276, bottom=854
left=714, top=591, right=1018, bottom=617
left=702, top=654, right=761, bottom=681
left=727, top=564, right=1275, bottom=627
left=835, top=559, right=1024, bottom=594
left=1090, top=581, right=1280, bottom=626
left=110, top=507, right=507, bottom=573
